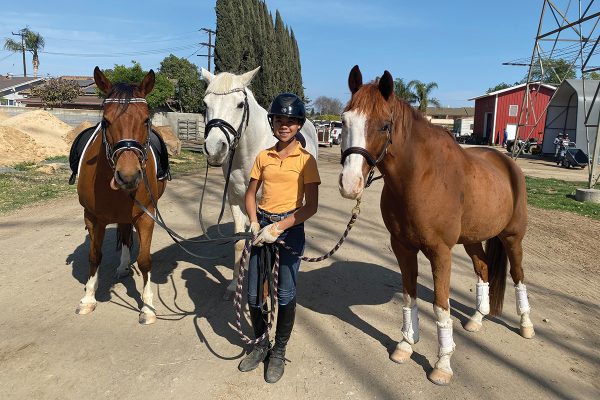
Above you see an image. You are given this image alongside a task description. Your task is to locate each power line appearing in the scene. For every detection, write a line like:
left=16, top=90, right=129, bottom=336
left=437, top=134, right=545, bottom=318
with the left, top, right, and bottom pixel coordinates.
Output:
left=197, top=28, right=215, bottom=72
left=39, top=43, right=200, bottom=58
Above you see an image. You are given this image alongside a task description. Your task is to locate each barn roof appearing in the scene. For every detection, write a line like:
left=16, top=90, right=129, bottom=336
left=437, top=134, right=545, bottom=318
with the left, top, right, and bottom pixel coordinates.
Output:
left=468, top=82, right=557, bottom=101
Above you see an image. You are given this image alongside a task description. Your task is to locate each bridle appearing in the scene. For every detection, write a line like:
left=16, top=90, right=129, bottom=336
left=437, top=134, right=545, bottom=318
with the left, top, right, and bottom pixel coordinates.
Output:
left=340, top=119, right=393, bottom=187
left=200, top=87, right=250, bottom=237
left=101, top=97, right=151, bottom=170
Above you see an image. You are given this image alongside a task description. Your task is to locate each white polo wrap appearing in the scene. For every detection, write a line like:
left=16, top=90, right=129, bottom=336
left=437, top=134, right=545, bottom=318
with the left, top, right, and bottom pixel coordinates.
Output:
left=401, top=304, right=419, bottom=345
left=476, top=281, right=490, bottom=315
left=515, top=282, right=531, bottom=315
left=436, top=320, right=456, bottom=357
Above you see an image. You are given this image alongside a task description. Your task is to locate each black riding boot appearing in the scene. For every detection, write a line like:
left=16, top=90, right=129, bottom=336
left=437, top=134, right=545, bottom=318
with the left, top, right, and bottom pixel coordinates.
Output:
left=238, top=305, right=270, bottom=372
left=265, top=297, right=296, bottom=383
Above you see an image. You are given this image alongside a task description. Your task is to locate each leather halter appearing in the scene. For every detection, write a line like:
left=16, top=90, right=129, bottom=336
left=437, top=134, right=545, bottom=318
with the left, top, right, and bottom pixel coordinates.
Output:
left=340, top=121, right=393, bottom=187
left=101, top=97, right=150, bottom=169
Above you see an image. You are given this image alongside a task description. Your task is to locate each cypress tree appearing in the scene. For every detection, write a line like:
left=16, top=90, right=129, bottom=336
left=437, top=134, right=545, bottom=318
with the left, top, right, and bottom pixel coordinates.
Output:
left=215, top=0, right=241, bottom=73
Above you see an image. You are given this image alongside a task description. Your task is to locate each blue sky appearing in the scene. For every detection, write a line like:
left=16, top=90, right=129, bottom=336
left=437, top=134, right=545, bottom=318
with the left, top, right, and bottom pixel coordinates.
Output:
left=0, top=0, right=543, bottom=107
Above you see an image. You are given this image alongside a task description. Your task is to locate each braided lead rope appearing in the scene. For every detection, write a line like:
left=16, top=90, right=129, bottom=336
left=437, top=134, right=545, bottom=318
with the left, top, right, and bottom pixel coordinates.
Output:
left=233, top=199, right=362, bottom=343
left=277, top=198, right=361, bottom=262
left=233, top=241, right=280, bottom=345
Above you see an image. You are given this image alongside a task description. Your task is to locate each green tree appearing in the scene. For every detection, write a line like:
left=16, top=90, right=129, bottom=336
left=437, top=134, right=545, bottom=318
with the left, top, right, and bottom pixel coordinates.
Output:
left=101, top=61, right=174, bottom=111
left=408, top=80, right=441, bottom=113
left=30, top=78, right=81, bottom=108
left=526, top=58, right=576, bottom=84
left=159, top=54, right=205, bottom=113
left=486, top=82, right=512, bottom=93
left=393, top=78, right=417, bottom=104
left=4, top=28, right=46, bottom=77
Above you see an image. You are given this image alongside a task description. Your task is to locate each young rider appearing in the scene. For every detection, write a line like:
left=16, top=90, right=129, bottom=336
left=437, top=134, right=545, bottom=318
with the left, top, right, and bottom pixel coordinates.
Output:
left=239, top=93, right=320, bottom=383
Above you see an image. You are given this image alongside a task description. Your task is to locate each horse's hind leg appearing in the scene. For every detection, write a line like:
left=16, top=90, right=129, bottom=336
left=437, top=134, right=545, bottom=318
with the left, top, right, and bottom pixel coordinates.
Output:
left=77, top=211, right=106, bottom=315
left=115, top=223, right=133, bottom=279
left=501, top=234, right=534, bottom=339
left=463, top=243, right=490, bottom=332
left=389, top=238, right=419, bottom=365
left=135, top=214, right=157, bottom=325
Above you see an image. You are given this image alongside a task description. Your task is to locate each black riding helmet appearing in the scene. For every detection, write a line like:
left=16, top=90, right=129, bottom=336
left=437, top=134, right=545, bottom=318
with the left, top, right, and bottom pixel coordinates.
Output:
left=267, top=93, right=306, bottom=130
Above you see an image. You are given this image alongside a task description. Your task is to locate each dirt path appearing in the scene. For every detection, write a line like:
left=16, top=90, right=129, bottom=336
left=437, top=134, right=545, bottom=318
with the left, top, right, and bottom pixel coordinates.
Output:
left=0, top=146, right=598, bottom=399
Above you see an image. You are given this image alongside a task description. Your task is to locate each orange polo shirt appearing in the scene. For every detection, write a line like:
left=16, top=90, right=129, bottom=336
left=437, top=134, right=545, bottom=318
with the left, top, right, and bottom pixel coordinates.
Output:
left=250, top=141, right=320, bottom=213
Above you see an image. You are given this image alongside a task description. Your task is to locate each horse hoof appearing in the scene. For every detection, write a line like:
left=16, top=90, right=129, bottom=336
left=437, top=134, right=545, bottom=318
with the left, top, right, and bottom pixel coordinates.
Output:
left=139, top=312, right=156, bottom=325
left=389, top=348, right=412, bottom=364
left=520, top=326, right=535, bottom=339
left=76, top=302, right=96, bottom=315
left=428, top=368, right=453, bottom=386
left=464, top=319, right=482, bottom=332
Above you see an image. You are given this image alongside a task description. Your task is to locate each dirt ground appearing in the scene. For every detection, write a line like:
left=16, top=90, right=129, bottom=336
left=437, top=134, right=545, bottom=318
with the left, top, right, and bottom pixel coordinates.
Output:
left=0, top=146, right=598, bottom=400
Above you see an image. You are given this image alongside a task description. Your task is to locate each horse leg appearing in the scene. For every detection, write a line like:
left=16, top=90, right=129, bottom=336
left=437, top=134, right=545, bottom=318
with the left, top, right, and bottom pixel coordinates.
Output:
left=77, top=211, right=106, bottom=315
left=501, top=235, right=534, bottom=339
left=224, top=203, right=248, bottom=300
left=135, top=214, right=157, bottom=325
left=115, top=223, right=134, bottom=279
left=426, top=246, right=456, bottom=386
left=389, top=238, right=419, bottom=364
left=463, top=243, right=490, bottom=332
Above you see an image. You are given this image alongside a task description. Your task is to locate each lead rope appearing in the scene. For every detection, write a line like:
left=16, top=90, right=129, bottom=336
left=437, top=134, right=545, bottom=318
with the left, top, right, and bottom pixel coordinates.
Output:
left=233, top=198, right=361, bottom=343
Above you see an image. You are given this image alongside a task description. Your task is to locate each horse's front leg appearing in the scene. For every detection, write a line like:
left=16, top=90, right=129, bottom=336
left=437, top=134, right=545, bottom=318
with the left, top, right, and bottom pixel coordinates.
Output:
left=389, top=238, right=419, bottom=364
left=224, top=203, right=248, bottom=299
left=135, top=213, right=157, bottom=325
left=427, top=245, right=456, bottom=386
left=77, top=210, right=106, bottom=315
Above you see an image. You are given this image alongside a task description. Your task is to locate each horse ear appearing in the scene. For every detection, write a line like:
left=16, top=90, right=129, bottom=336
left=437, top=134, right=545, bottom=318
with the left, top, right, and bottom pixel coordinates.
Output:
left=94, top=66, right=112, bottom=95
left=201, top=67, right=215, bottom=84
left=348, top=65, right=362, bottom=95
left=240, top=66, right=261, bottom=87
left=379, top=70, right=394, bottom=100
left=139, top=70, right=155, bottom=97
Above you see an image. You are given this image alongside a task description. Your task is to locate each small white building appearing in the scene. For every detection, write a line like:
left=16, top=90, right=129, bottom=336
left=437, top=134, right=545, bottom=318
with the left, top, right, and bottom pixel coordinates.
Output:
left=0, top=75, right=45, bottom=106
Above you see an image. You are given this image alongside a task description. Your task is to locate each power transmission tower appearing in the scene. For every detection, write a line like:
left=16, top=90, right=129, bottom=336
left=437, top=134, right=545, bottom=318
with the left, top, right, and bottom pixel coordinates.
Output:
left=198, top=28, right=215, bottom=72
left=11, top=30, right=27, bottom=77
left=503, top=0, right=600, bottom=188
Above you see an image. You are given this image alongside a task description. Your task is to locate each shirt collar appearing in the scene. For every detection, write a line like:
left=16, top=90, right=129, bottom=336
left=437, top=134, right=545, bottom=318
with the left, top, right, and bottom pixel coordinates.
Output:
left=267, top=140, right=302, bottom=158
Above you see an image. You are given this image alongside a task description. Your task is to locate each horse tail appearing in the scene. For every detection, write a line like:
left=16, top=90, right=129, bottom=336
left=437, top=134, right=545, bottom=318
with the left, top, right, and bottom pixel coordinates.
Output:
left=485, top=236, right=508, bottom=316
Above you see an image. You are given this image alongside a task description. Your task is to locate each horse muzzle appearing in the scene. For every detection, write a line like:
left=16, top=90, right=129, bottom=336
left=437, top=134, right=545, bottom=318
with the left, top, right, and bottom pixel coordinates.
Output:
left=338, top=171, right=364, bottom=199
left=111, top=170, right=142, bottom=192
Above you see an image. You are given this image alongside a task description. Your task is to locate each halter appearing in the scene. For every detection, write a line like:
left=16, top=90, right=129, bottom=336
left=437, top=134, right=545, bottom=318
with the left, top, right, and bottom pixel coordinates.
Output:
left=101, top=97, right=151, bottom=170
left=340, top=120, right=393, bottom=187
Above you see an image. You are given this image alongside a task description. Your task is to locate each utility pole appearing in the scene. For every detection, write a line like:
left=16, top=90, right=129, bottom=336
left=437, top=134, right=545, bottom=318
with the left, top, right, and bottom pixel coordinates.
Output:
left=198, top=28, right=215, bottom=72
left=11, top=30, right=26, bottom=77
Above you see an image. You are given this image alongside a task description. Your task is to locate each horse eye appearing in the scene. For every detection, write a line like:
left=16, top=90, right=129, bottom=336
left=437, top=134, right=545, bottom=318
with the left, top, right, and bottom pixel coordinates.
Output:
left=237, top=102, right=244, bottom=109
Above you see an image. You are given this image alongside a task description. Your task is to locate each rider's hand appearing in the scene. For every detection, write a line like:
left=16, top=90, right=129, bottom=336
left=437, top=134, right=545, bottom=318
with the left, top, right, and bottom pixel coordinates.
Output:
left=252, top=223, right=283, bottom=247
left=249, top=221, right=261, bottom=237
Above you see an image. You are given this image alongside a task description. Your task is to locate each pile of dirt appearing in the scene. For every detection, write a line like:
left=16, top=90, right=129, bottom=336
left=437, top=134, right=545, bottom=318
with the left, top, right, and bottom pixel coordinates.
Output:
left=66, top=121, right=95, bottom=144
left=0, top=126, right=45, bottom=166
left=0, top=110, right=70, bottom=160
left=153, top=125, right=181, bottom=156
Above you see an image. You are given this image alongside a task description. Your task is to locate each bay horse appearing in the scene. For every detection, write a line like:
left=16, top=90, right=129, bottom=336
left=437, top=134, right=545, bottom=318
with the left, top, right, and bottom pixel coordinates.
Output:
left=75, top=67, right=166, bottom=324
left=200, top=67, right=318, bottom=298
left=339, top=66, right=534, bottom=385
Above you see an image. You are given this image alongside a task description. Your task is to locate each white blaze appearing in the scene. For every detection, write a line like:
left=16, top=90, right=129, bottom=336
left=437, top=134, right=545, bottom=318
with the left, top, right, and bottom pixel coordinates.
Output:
left=339, top=110, right=367, bottom=199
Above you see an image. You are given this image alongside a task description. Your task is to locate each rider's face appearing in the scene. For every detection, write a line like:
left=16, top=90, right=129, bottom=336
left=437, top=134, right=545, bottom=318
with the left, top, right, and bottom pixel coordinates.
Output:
left=272, top=115, right=301, bottom=142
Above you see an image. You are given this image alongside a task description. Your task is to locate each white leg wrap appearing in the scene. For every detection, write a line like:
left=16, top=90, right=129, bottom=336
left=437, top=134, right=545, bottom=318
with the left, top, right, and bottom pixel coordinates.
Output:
left=434, top=305, right=455, bottom=373
left=476, top=282, right=490, bottom=315
left=515, top=282, right=530, bottom=315
left=401, top=304, right=419, bottom=345
left=141, top=272, right=154, bottom=313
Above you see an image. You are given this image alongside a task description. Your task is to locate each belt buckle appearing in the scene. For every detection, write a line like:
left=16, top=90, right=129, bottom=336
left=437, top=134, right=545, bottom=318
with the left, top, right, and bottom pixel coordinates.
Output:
left=269, top=215, right=282, bottom=222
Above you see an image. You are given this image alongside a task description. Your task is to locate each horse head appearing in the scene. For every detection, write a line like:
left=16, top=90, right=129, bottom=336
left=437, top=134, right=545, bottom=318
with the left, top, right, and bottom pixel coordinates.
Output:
left=339, top=65, right=395, bottom=199
left=94, top=66, right=154, bottom=192
left=201, top=67, right=260, bottom=166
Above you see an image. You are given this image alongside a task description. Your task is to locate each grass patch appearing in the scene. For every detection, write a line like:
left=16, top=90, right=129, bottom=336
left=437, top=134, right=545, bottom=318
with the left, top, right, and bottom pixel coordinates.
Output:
left=45, top=155, right=69, bottom=163
left=0, top=150, right=206, bottom=214
left=526, top=176, right=600, bottom=220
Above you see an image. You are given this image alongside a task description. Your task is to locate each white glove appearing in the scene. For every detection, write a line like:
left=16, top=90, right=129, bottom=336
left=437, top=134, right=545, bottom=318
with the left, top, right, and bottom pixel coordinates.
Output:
left=249, top=221, right=260, bottom=237
left=252, top=223, right=283, bottom=247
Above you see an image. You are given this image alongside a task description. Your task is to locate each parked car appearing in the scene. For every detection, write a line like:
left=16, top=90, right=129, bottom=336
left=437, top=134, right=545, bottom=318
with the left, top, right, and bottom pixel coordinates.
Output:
left=315, top=123, right=332, bottom=147
left=330, top=121, right=342, bottom=145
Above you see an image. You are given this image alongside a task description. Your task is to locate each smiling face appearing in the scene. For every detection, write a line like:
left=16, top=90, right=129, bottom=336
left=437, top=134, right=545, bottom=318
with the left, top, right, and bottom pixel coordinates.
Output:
left=272, top=115, right=301, bottom=143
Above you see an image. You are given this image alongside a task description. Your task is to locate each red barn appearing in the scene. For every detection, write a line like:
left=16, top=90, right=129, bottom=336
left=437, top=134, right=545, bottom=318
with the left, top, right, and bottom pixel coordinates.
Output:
left=469, top=83, right=556, bottom=145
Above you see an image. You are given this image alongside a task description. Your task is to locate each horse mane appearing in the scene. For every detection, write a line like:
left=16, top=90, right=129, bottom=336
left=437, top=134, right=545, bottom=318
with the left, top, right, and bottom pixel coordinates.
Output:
left=346, top=80, right=453, bottom=138
left=104, top=82, right=137, bottom=113
left=206, top=72, right=244, bottom=93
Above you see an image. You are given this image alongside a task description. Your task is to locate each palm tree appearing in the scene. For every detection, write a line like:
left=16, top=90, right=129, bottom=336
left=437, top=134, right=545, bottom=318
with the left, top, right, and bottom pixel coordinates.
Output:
left=408, top=80, right=441, bottom=114
left=393, top=78, right=417, bottom=105
left=3, top=28, right=45, bottom=77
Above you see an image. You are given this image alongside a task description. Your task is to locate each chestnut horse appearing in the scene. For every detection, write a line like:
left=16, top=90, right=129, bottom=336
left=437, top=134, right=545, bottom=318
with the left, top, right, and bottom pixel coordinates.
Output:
left=75, top=67, right=166, bottom=324
left=339, top=66, right=534, bottom=385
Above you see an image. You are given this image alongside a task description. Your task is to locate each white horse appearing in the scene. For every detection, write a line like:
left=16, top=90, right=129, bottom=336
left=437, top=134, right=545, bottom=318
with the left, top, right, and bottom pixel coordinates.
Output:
left=201, top=67, right=318, bottom=298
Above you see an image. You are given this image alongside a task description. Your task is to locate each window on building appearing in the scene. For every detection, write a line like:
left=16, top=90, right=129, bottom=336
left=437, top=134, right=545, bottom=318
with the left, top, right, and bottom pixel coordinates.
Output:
left=508, top=105, right=518, bottom=117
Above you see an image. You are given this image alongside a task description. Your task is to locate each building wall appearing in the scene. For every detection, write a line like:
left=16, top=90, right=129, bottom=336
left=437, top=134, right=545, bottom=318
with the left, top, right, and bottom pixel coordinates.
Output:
left=473, top=96, right=495, bottom=140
